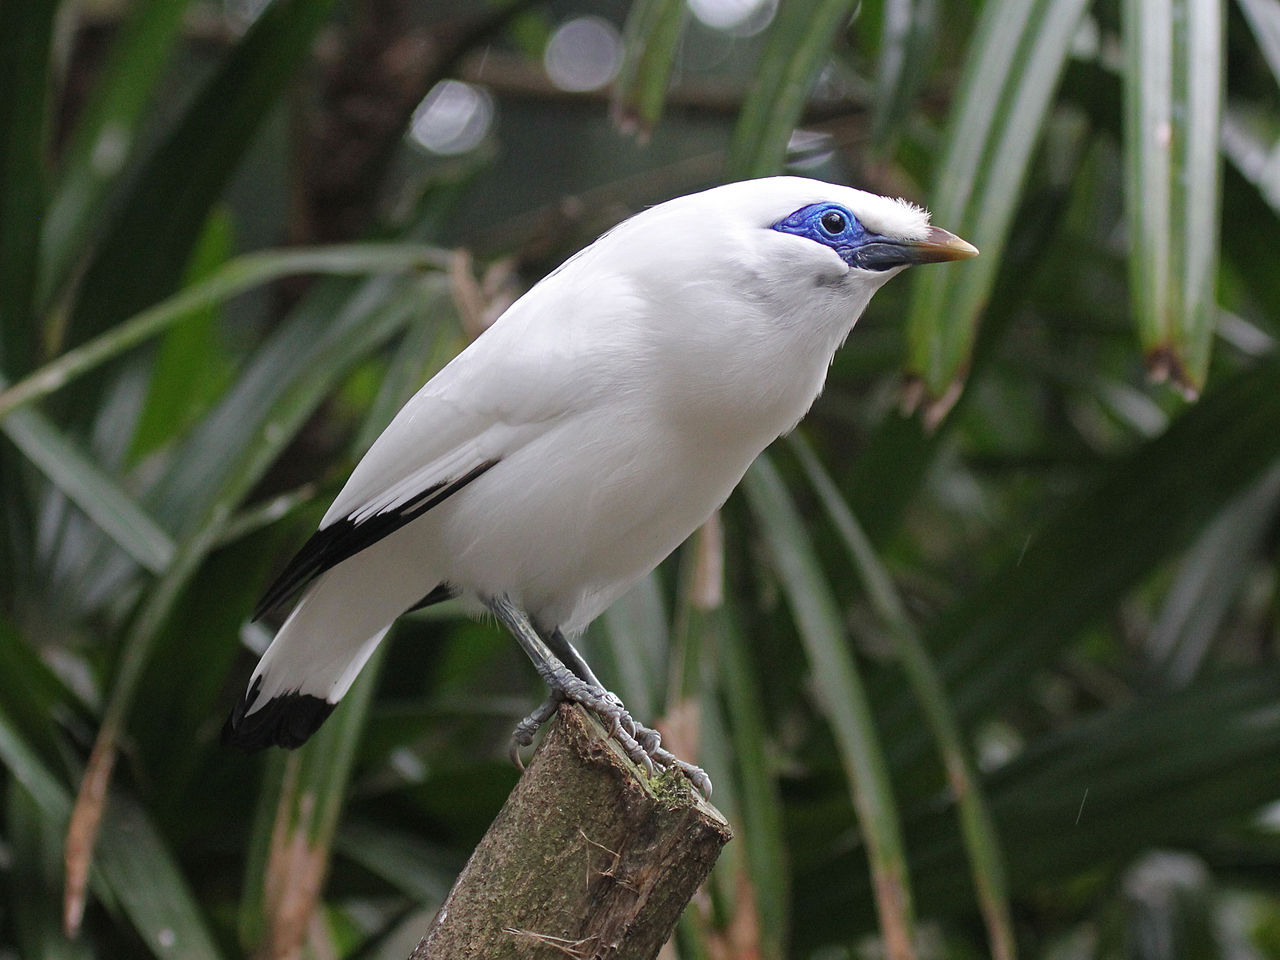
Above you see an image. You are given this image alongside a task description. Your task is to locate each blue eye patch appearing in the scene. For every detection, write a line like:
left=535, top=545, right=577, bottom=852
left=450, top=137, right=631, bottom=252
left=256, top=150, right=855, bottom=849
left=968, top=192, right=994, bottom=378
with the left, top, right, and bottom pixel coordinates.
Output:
left=771, top=203, right=902, bottom=272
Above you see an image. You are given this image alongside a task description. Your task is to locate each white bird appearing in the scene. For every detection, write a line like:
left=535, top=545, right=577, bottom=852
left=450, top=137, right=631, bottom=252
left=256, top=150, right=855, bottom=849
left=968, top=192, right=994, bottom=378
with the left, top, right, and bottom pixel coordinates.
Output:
left=223, top=176, right=977, bottom=793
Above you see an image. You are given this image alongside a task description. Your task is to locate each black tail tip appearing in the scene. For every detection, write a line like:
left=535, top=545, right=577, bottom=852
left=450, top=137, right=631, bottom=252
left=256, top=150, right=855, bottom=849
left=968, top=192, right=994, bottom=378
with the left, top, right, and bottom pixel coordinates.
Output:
left=222, top=676, right=336, bottom=751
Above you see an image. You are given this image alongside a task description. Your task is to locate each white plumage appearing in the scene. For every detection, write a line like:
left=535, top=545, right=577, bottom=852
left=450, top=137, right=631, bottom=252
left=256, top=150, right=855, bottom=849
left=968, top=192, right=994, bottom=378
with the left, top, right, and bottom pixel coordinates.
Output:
left=224, top=177, right=975, bottom=776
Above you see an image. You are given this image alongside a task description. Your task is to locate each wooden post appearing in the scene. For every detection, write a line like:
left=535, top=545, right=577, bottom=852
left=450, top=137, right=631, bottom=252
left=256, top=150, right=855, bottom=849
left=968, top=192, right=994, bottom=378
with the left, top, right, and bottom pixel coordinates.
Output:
left=409, top=703, right=732, bottom=960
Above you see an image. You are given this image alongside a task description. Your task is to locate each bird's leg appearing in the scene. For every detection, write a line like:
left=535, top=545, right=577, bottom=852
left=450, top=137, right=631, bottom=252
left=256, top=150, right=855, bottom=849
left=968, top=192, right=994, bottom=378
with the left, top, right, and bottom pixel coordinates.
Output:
left=487, top=594, right=712, bottom=796
left=545, top=628, right=649, bottom=743
left=486, top=595, right=657, bottom=777
left=508, top=691, right=562, bottom=768
left=546, top=628, right=710, bottom=794
left=545, top=628, right=604, bottom=688
left=544, top=624, right=646, bottom=745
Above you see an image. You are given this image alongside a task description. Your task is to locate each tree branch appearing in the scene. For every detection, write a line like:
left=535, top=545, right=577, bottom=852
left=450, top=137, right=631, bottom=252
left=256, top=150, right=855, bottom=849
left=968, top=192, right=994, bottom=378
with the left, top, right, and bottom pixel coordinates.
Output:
left=409, top=703, right=732, bottom=960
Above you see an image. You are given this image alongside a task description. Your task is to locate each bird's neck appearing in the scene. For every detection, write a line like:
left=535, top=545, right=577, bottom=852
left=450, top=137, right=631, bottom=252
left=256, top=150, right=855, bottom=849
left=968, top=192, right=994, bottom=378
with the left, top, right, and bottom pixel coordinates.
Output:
left=651, top=309, right=851, bottom=444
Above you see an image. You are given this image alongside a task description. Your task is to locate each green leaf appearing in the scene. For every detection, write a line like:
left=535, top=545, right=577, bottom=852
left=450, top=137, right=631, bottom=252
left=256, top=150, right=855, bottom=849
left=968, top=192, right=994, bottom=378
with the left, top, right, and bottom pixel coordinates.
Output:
left=0, top=613, right=89, bottom=766
left=0, top=403, right=175, bottom=573
left=105, top=273, right=432, bottom=731
left=352, top=291, right=450, bottom=451
left=66, top=272, right=435, bottom=934
left=797, top=668, right=1280, bottom=940
left=7, top=784, right=91, bottom=960
left=1220, top=133, right=1280, bottom=309
left=128, top=534, right=284, bottom=805
left=289, top=650, right=385, bottom=848
left=1237, top=0, right=1280, bottom=82
left=38, top=0, right=193, bottom=310
left=1145, top=463, right=1280, bottom=687
left=611, top=0, right=687, bottom=137
left=1221, top=109, right=1280, bottom=217
left=149, top=270, right=452, bottom=529
left=669, top=521, right=721, bottom=704
left=0, top=244, right=451, bottom=422
left=334, top=820, right=459, bottom=905
left=0, top=696, right=73, bottom=819
left=129, top=208, right=238, bottom=461
left=726, top=0, right=859, bottom=180
left=848, top=405, right=947, bottom=546
left=598, top=571, right=669, bottom=721
left=976, top=671, right=1280, bottom=887
left=96, top=794, right=225, bottom=960
left=743, top=455, right=918, bottom=958
left=64, top=0, right=340, bottom=351
left=790, top=435, right=1016, bottom=960
left=0, top=0, right=55, bottom=374
left=1122, top=0, right=1225, bottom=395
left=719, top=611, right=790, bottom=960
left=216, top=484, right=318, bottom=548
left=871, top=0, right=938, bottom=148
left=886, top=353, right=1280, bottom=768
left=664, top=519, right=758, bottom=946
left=904, top=0, right=1089, bottom=409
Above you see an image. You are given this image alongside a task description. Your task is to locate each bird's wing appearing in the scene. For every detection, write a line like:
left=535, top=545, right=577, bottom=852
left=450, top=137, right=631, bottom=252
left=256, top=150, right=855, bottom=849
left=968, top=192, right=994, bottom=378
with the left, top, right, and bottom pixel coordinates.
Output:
left=254, top=323, right=591, bottom=620
left=252, top=450, right=500, bottom=620
left=254, top=256, right=647, bottom=620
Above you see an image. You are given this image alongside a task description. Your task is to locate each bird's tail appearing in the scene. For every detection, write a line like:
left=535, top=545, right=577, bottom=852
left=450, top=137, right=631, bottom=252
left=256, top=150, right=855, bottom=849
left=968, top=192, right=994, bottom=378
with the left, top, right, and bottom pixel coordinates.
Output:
left=222, top=572, right=398, bottom=750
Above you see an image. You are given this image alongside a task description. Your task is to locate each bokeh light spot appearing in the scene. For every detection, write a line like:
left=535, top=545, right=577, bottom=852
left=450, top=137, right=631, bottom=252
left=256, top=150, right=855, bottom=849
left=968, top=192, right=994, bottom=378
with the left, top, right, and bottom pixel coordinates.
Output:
left=544, top=16, right=622, bottom=92
left=409, top=80, right=495, bottom=156
left=687, top=0, right=777, bottom=34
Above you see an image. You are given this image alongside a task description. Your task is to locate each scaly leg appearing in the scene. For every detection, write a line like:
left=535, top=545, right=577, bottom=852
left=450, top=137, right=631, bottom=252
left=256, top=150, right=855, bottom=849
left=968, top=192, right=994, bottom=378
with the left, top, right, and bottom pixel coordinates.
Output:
left=545, top=628, right=604, bottom=688
left=545, top=629, right=710, bottom=792
left=487, top=594, right=712, bottom=796
left=487, top=594, right=656, bottom=776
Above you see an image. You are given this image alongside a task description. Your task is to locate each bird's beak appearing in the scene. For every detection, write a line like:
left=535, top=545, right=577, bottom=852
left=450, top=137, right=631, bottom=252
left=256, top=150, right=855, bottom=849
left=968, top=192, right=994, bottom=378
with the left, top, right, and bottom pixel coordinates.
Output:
left=853, top=226, right=979, bottom=270
left=902, top=226, right=980, bottom=264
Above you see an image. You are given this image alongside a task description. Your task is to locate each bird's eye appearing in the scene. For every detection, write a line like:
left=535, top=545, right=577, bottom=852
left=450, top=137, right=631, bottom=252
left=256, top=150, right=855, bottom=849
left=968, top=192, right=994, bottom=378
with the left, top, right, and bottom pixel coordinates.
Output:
left=820, top=210, right=847, bottom=235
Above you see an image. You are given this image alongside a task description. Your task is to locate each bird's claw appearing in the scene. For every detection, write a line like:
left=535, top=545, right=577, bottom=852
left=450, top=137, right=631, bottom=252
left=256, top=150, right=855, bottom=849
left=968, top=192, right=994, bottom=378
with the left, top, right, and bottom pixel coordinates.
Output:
left=504, top=630, right=712, bottom=796
left=512, top=683, right=712, bottom=798
left=507, top=692, right=563, bottom=768
left=624, top=718, right=712, bottom=799
left=674, top=759, right=714, bottom=798
left=637, top=726, right=662, bottom=754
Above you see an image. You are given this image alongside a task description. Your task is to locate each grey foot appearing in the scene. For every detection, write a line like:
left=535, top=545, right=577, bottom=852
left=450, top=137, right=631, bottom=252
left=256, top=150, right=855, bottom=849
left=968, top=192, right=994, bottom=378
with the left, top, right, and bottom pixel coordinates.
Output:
left=509, top=693, right=563, bottom=768
left=485, top=593, right=711, bottom=796
left=588, top=697, right=713, bottom=798
left=513, top=658, right=713, bottom=797
left=618, top=716, right=714, bottom=798
left=505, top=679, right=653, bottom=774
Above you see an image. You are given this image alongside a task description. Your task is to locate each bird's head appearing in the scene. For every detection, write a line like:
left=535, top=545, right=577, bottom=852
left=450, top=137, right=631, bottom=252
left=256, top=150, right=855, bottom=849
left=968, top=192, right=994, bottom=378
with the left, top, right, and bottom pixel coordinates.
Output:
left=609, top=177, right=977, bottom=366
left=494, top=178, right=979, bottom=434
left=767, top=192, right=977, bottom=274
left=530, top=178, right=977, bottom=421
left=694, top=177, right=976, bottom=296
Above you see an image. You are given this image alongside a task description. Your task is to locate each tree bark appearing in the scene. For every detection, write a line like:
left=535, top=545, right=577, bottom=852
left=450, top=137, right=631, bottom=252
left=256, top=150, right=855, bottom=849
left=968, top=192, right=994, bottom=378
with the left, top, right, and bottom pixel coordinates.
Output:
left=409, top=703, right=732, bottom=960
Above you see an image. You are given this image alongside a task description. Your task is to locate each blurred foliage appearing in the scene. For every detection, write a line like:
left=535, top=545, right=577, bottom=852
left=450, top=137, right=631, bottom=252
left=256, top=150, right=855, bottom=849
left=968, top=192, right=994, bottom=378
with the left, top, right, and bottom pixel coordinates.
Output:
left=0, top=0, right=1279, bottom=958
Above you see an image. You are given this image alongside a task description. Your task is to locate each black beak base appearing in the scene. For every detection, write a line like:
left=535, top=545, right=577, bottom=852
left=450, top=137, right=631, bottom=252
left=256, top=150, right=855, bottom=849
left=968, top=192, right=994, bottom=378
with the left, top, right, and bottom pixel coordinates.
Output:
left=849, top=226, right=979, bottom=271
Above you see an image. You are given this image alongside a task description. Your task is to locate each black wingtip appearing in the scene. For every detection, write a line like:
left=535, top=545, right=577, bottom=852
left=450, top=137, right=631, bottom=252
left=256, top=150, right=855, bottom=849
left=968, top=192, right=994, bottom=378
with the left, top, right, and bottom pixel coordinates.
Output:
left=252, top=458, right=501, bottom=622
left=222, top=675, right=336, bottom=751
